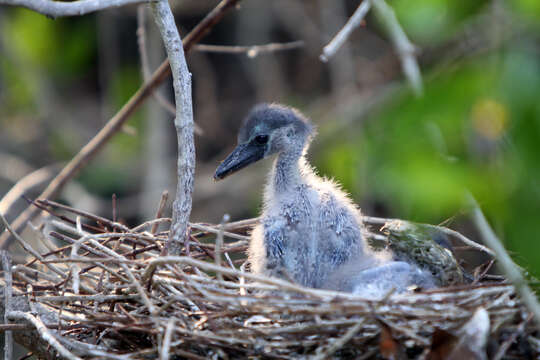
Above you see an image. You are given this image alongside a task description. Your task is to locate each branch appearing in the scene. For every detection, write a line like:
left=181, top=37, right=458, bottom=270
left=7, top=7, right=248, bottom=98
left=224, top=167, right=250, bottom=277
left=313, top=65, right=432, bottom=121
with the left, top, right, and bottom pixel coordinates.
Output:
left=319, top=0, right=423, bottom=96
left=0, top=0, right=152, bottom=19
left=151, top=0, right=195, bottom=256
left=370, top=0, right=423, bottom=96
left=0, top=0, right=242, bottom=250
left=468, top=196, right=540, bottom=329
left=320, top=0, right=371, bottom=62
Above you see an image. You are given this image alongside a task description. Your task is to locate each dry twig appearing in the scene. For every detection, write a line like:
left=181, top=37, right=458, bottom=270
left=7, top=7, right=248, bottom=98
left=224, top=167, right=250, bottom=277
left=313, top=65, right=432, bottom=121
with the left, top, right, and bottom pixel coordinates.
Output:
left=320, top=0, right=423, bottom=96
left=194, top=40, right=304, bottom=56
left=320, top=0, right=371, bottom=62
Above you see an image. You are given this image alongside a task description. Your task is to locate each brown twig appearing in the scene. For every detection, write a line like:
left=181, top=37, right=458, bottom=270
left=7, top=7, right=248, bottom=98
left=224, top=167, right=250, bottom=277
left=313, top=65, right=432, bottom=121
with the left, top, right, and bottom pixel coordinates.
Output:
left=151, top=191, right=169, bottom=235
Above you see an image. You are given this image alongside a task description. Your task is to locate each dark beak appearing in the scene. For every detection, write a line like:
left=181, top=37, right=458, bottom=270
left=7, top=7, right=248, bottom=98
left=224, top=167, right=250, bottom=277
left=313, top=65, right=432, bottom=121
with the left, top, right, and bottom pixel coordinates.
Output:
left=214, top=143, right=265, bottom=180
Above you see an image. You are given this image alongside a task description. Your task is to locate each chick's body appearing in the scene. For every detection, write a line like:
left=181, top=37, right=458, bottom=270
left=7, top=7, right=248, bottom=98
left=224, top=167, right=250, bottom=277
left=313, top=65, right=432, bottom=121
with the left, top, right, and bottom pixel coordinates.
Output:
left=214, top=103, right=435, bottom=294
left=250, top=158, right=387, bottom=288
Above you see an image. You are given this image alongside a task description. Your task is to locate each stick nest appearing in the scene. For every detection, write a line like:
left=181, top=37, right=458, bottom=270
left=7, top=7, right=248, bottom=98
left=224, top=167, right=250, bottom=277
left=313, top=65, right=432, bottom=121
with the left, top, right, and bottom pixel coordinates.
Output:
left=4, top=200, right=539, bottom=359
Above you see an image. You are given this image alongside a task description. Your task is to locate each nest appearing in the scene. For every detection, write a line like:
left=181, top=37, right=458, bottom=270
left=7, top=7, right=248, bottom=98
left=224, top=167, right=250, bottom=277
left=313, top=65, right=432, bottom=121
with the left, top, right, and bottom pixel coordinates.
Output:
left=2, top=199, right=539, bottom=359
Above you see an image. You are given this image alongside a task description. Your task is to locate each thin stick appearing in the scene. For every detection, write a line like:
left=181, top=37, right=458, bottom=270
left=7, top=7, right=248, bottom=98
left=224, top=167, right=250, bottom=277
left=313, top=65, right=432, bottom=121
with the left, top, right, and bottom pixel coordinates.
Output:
left=112, top=194, right=117, bottom=223
left=0, top=212, right=44, bottom=262
left=493, top=313, right=532, bottom=360
left=160, top=318, right=175, bottom=360
left=370, top=0, right=423, bottom=96
left=38, top=199, right=129, bottom=232
left=0, top=0, right=242, bottom=250
left=151, top=191, right=169, bottom=234
left=0, top=0, right=153, bottom=19
left=312, top=318, right=365, bottom=360
left=1, top=251, right=13, bottom=360
left=320, top=0, right=371, bottom=62
left=190, top=223, right=249, bottom=241
left=468, top=196, right=540, bottom=328
left=215, top=215, right=229, bottom=281
left=194, top=41, right=304, bottom=56
left=222, top=217, right=258, bottom=231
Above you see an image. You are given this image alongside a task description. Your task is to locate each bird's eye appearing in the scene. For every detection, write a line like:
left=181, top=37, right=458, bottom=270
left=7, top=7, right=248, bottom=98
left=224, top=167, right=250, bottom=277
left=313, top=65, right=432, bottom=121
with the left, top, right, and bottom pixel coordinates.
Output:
left=254, top=135, right=269, bottom=145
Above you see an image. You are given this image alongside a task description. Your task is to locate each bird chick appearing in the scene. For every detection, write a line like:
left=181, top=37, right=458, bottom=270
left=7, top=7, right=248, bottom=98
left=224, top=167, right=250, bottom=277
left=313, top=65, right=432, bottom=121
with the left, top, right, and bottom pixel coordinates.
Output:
left=214, top=104, right=435, bottom=295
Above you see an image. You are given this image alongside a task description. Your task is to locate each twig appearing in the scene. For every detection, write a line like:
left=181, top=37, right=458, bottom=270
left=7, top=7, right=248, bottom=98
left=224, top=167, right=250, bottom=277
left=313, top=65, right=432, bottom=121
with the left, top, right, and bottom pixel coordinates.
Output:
left=0, top=0, right=242, bottom=250
left=38, top=199, right=130, bottom=232
left=160, top=318, right=175, bottom=360
left=111, top=194, right=117, bottom=223
left=190, top=223, right=249, bottom=241
left=7, top=311, right=82, bottom=360
left=36, top=294, right=140, bottom=302
left=468, top=195, right=540, bottom=328
left=194, top=41, right=304, bottom=56
left=151, top=191, right=169, bottom=234
left=493, top=313, right=532, bottom=360
left=215, top=215, right=229, bottom=281
left=222, top=217, right=258, bottom=231
left=0, top=212, right=44, bottom=262
left=1, top=251, right=13, bottom=360
left=0, top=0, right=152, bottom=19
left=151, top=0, right=195, bottom=256
left=370, top=0, right=423, bottom=96
left=320, top=0, right=371, bottom=62
left=312, top=318, right=365, bottom=360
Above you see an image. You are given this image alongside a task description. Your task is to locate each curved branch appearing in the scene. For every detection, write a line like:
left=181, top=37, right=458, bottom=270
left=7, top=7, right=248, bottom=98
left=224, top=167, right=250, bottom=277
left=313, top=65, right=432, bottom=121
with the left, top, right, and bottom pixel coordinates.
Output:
left=0, top=0, right=152, bottom=19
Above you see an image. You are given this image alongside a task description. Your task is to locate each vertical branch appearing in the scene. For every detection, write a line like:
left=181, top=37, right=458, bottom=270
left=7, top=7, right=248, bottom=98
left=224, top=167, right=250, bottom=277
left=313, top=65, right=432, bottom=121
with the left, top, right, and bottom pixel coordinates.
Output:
left=151, top=0, right=195, bottom=255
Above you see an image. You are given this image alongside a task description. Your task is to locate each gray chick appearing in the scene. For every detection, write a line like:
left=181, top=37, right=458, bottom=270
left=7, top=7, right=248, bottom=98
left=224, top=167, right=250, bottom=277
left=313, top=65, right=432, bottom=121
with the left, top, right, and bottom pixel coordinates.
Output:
left=214, top=103, right=435, bottom=296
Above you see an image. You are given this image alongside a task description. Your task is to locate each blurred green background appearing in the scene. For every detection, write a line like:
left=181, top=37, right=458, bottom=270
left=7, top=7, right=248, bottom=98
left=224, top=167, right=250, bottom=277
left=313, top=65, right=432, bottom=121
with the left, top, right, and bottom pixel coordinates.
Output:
left=0, top=0, right=539, bottom=281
